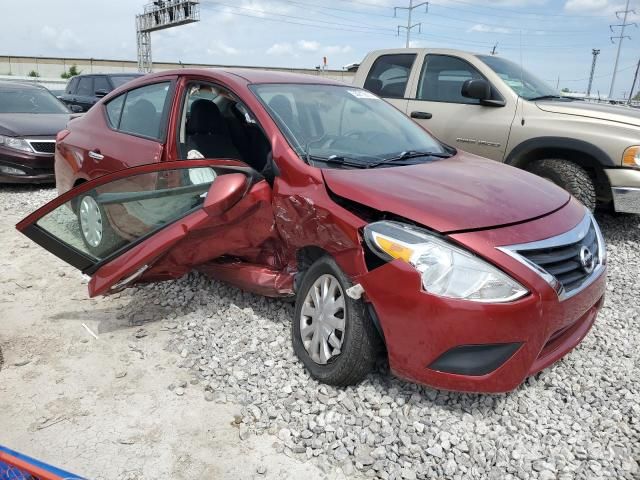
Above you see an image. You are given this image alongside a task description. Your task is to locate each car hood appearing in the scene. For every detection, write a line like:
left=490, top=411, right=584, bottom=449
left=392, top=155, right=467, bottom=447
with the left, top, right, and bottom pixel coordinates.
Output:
left=535, top=100, right=640, bottom=128
left=322, top=153, right=570, bottom=233
left=0, top=113, right=71, bottom=137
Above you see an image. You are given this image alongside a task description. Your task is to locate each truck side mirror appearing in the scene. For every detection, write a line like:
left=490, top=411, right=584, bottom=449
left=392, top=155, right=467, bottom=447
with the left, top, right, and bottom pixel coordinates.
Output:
left=461, top=79, right=505, bottom=107
left=461, top=79, right=491, bottom=101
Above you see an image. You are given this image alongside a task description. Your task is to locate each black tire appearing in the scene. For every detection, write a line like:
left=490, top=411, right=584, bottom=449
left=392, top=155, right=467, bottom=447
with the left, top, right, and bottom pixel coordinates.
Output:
left=77, top=193, right=123, bottom=257
left=292, top=256, right=379, bottom=386
left=528, top=159, right=596, bottom=211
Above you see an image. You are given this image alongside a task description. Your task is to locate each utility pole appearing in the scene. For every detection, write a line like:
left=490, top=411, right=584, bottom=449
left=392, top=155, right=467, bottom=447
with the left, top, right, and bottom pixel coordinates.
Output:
left=629, top=57, right=640, bottom=103
left=394, top=1, right=428, bottom=48
left=490, top=43, right=498, bottom=55
left=587, top=49, right=600, bottom=98
left=609, top=0, right=636, bottom=100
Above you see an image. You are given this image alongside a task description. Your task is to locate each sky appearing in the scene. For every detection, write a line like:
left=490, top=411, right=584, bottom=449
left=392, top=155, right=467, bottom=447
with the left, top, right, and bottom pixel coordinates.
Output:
left=2, top=0, right=640, bottom=99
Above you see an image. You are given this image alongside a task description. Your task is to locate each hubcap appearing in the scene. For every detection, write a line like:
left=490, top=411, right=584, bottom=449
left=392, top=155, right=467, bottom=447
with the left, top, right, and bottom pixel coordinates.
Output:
left=299, top=274, right=346, bottom=365
left=79, top=196, right=103, bottom=248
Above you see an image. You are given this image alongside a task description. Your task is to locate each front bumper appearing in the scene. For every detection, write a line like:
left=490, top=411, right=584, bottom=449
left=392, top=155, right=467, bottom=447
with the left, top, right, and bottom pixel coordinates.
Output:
left=358, top=199, right=606, bottom=393
left=605, top=168, right=640, bottom=214
left=0, top=146, right=55, bottom=184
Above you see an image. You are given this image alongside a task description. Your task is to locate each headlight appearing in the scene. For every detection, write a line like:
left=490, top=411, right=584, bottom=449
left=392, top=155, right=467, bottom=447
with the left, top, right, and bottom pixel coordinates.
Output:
left=623, top=146, right=640, bottom=168
left=364, top=221, right=528, bottom=302
left=0, top=135, right=33, bottom=153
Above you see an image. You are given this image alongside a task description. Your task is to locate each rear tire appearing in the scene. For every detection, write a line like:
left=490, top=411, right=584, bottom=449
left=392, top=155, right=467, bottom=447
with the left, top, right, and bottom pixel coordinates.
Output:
left=292, top=256, right=379, bottom=386
left=528, top=159, right=596, bottom=211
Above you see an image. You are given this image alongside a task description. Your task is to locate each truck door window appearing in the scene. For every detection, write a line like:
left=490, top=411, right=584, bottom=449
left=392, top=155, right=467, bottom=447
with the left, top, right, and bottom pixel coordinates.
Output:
left=363, top=54, right=416, bottom=99
left=76, top=77, right=93, bottom=97
left=417, top=55, right=483, bottom=104
left=94, top=76, right=111, bottom=93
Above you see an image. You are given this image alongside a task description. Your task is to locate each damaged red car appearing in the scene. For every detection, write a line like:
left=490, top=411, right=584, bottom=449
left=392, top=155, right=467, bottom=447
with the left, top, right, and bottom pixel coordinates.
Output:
left=16, top=69, right=607, bottom=393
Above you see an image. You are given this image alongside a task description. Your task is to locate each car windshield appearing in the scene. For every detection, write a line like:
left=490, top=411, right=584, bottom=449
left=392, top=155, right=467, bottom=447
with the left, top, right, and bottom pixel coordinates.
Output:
left=251, top=83, right=447, bottom=168
left=110, top=75, right=142, bottom=88
left=477, top=55, right=560, bottom=101
left=0, top=86, right=69, bottom=114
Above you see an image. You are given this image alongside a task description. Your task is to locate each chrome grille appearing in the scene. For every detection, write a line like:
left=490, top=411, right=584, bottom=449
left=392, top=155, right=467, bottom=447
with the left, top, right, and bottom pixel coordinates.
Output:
left=518, top=222, right=598, bottom=292
left=498, top=212, right=605, bottom=301
left=27, top=140, right=56, bottom=154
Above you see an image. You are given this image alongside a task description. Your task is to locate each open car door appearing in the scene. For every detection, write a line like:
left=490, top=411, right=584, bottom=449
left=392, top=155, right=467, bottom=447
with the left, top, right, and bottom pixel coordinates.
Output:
left=16, top=160, right=278, bottom=297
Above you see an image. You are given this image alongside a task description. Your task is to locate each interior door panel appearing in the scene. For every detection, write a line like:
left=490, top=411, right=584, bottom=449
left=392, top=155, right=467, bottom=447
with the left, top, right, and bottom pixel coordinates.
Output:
left=16, top=160, right=279, bottom=296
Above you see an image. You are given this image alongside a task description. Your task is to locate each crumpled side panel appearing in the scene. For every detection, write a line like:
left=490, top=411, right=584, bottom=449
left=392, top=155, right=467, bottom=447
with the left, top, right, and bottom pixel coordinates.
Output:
left=140, top=180, right=285, bottom=282
left=197, top=259, right=294, bottom=297
left=272, top=180, right=369, bottom=278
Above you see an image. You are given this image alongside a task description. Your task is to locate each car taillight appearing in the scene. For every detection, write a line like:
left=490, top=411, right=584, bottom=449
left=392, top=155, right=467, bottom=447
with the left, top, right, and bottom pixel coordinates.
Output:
left=56, top=129, right=71, bottom=143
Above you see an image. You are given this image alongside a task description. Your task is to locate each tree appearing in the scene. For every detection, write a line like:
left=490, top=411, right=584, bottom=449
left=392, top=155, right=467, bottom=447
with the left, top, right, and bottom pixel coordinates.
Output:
left=634, top=91, right=640, bottom=101
left=561, top=87, right=571, bottom=93
left=61, top=65, right=81, bottom=79
left=27, top=70, right=40, bottom=78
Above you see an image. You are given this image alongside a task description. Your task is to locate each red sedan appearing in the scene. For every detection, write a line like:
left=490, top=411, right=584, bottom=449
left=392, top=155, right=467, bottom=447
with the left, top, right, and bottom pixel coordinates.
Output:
left=16, top=69, right=606, bottom=393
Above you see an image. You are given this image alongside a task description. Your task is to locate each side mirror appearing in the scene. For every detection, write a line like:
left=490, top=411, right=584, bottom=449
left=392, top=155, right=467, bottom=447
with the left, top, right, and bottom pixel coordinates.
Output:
left=461, top=79, right=505, bottom=107
left=461, top=79, right=491, bottom=101
left=203, top=173, right=247, bottom=217
left=95, top=89, right=109, bottom=98
left=69, top=105, right=83, bottom=113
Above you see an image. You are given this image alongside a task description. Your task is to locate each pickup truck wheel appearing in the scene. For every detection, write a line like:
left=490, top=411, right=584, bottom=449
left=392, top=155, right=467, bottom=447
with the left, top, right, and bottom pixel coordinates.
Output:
left=292, top=256, right=379, bottom=386
left=528, top=159, right=596, bottom=211
left=77, top=194, right=122, bottom=257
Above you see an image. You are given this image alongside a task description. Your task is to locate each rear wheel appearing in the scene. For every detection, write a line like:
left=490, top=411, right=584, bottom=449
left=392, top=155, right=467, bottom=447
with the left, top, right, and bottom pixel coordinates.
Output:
left=77, top=194, right=122, bottom=257
left=292, top=256, right=379, bottom=386
left=528, top=159, right=596, bottom=211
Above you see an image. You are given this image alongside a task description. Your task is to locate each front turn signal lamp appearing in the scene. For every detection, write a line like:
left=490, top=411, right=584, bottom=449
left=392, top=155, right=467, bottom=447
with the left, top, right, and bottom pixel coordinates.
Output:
left=623, top=146, right=640, bottom=168
left=364, top=221, right=528, bottom=303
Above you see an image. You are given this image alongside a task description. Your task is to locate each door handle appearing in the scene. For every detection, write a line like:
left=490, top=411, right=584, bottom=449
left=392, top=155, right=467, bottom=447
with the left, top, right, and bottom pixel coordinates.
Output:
left=88, top=150, right=104, bottom=161
left=411, top=111, right=433, bottom=119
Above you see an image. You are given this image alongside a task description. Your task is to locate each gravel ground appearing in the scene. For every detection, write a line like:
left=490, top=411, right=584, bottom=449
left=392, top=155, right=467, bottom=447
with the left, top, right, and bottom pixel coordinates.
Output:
left=2, top=184, right=639, bottom=480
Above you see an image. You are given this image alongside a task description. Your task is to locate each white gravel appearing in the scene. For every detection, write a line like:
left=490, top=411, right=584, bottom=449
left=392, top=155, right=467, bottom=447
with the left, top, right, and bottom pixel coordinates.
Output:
left=2, top=184, right=639, bottom=480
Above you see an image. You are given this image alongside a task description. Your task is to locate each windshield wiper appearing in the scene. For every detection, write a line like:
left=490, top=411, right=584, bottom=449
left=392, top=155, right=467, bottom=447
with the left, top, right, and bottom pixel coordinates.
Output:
left=367, top=150, right=452, bottom=168
left=528, top=95, right=566, bottom=101
left=308, top=154, right=370, bottom=169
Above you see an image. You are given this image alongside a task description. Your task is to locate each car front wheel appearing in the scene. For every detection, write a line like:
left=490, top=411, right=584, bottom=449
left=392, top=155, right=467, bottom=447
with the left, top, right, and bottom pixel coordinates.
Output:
left=292, top=256, right=379, bottom=386
left=528, top=159, right=596, bottom=211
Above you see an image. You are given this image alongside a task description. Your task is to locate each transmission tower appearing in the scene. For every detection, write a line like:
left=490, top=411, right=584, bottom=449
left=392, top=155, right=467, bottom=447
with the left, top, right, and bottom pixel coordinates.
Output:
left=394, top=1, right=429, bottom=48
left=136, top=1, right=200, bottom=73
left=609, top=0, right=636, bottom=100
left=587, top=49, right=600, bottom=98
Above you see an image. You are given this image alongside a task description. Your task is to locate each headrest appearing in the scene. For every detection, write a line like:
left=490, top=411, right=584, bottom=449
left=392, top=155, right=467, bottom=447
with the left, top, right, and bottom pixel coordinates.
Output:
left=188, top=99, right=225, bottom=135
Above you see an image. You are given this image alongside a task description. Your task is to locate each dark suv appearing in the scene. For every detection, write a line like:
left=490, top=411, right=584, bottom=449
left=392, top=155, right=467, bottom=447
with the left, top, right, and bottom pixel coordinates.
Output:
left=59, top=74, right=142, bottom=112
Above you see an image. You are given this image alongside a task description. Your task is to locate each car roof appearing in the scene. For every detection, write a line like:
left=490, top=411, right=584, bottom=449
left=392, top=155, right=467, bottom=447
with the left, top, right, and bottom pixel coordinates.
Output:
left=141, top=67, right=347, bottom=86
left=0, top=80, right=47, bottom=90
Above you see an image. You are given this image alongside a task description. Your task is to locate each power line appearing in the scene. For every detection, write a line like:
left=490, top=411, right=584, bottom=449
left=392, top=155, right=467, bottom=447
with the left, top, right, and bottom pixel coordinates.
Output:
left=427, top=0, right=613, bottom=19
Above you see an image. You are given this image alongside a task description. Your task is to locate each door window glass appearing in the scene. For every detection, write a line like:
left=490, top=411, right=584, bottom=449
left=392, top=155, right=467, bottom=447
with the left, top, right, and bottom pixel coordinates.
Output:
left=35, top=166, right=218, bottom=262
left=76, top=77, right=93, bottom=97
left=105, top=94, right=125, bottom=128
left=67, top=77, right=78, bottom=94
left=417, top=55, right=483, bottom=104
left=94, top=76, right=111, bottom=93
left=363, top=54, right=416, bottom=99
left=118, top=82, right=171, bottom=140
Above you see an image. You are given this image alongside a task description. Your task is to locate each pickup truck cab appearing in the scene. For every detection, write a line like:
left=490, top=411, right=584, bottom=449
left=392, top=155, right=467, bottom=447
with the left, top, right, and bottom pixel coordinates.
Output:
left=354, top=48, right=640, bottom=214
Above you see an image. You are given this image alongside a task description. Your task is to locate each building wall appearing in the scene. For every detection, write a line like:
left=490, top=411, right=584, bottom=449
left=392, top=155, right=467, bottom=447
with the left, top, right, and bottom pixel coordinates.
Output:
left=0, top=55, right=355, bottom=84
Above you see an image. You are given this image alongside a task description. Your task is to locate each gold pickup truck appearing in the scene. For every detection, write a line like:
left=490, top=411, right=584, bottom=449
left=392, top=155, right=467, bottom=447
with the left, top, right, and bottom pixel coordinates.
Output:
left=353, top=48, right=640, bottom=214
